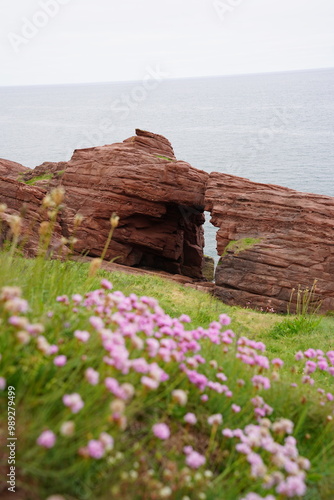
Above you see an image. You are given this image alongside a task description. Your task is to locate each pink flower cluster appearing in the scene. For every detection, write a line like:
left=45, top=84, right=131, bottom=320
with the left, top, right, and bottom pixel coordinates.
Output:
left=79, top=432, right=114, bottom=459
left=223, top=418, right=310, bottom=498
left=183, top=446, right=206, bottom=469
left=296, top=348, right=334, bottom=377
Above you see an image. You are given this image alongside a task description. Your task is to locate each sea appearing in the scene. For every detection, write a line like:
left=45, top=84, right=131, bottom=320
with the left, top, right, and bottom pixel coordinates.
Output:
left=0, top=67, right=333, bottom=260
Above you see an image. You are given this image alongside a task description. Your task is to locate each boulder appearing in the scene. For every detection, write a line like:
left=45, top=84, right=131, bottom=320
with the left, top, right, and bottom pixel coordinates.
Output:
left=61, top=130, right=208, bottom=279
left=205, top=172, right=334, bottom=313
left=0, top=130, right=209, bottom=279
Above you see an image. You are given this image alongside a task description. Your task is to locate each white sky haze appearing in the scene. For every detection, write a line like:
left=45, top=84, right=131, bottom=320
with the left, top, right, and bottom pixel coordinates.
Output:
left=0, top=0, right=334, bottom=85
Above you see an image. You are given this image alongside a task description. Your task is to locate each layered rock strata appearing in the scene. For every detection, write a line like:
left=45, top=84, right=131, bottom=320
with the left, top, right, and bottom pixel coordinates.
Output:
left=0, top=130, right=208, bottom=279
left=205, top=172, right=334, bottom=313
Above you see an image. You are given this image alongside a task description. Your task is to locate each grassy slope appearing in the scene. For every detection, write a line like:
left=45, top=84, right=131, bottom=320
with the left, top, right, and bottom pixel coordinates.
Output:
left=0, top=254, right=334, bottom=499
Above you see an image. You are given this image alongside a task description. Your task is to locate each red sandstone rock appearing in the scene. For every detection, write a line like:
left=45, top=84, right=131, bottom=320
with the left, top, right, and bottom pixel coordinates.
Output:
left=60, top=130, right=208, bottom=278
left=205, top=172, right=334, bottom=313
left=0, top=177, right=63, bottom=255
left=0, top=159, right=29, bottom=180
left=0, top=130, right=208, bottom=279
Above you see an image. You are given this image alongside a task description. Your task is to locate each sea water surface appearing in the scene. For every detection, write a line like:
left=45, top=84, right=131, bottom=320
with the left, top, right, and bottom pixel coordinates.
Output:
left=0, top=68, right=333, bottom=259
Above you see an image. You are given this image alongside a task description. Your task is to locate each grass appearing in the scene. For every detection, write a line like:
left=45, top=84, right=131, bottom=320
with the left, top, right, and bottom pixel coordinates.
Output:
left=0, top=252, right=333, bottom=499
left=223, top=237, right=263, bottom=256
left=23, top=173, right=53, bottom=185
left=0, top=190, right=334, bottom=500
left=154, top=155, right=175, bottom=162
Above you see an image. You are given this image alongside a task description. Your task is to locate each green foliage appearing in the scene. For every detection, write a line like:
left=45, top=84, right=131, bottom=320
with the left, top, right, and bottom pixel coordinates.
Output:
left=24, top=173, right=53, bottom=185
left=269, top=314, right=322, bottom=339
left=154, top=154, right=175, bottom=161
left=222, top=237, right=262, bottom=256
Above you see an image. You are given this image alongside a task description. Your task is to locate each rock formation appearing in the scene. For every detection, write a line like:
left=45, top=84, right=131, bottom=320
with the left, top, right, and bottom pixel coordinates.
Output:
left=205, top=172, right=334, bottom=313
left=1, top=129, right=334, bottom=313
left=0, top=130, right=208, bottom=279
left=0, top=159, right=29, bottom=180
left=0, top=177, right=62, bottom=255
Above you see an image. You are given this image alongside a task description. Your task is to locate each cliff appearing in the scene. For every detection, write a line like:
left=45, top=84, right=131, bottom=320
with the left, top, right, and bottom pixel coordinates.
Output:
left=1, top=130, right=334, bottom=312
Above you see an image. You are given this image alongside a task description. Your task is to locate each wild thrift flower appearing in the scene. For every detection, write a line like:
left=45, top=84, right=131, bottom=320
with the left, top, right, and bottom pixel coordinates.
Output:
left=141, top=376, right=159, bottom=390
left=110, top=399, right=126, bottom=414
left=101, top=278, right=113, bottom=290
left=0, top=377, right=6, bottom=390
left=0, top=286, right=21, bottom=301
left=4, top=298, right=29, bottom=314
left=87, top=439, right=105, bottom=459
left=207, top=414, right=223, bottom=426
left=54, top=355, right=67, bottom=367
left=272, top=418, right=294, bottom=435
left=89, top=316, right=104, bottom=331
left=72, top=294, right=83, bottom=304
left=85, top=368, right=99, bottom=385
left=99, top=432, right=114, bottom=451
left=121, top=383, right=135, bottom=400
left=74, top=330, right=90, bottom=342
left=252, top=375, right=271, bottom=390
left=272, top=358, right=284, bottom=368
left=60, top=421, right=75, bottom=437
left=56, top=295, right=69, bottom=305
left=241, top=495, right=275, bottom=500
left=184, top=413, right=197, bottom=425
left=185, top=451, right=206, bottom=469
left=37, top=336, right=51, bottom=355
left=232, top=404, right=241, bottom=413
left=179, top=314, right=191, bottom=323
left=63, top=393, right=84, bottom=413
left=8, top=316, right=29, bottom=329
left=37, top=430, right=56, bottom=448
left=219, top=313, right=231, bottom=325
left=172, top=389, right=188, bottom=406
left=152, top=423, right=170, bottom=440
left=49, top=345, right=59, bottom=355
left=16, top=331, right=30, bottom=345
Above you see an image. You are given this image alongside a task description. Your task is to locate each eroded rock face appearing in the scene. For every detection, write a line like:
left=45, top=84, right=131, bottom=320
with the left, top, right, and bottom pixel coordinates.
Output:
left=0, top=159, right=29, bottom=180
left=0, top=177, right=63, bottom=255
left=205, top=172, right=334, bottom=313
left=61, top=130, right=208, bottom=278
left=0, top=130, right=208, bottom=279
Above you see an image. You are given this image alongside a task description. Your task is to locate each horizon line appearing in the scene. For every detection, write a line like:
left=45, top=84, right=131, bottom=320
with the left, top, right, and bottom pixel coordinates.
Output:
left=1, top=65, right=333, bottom=89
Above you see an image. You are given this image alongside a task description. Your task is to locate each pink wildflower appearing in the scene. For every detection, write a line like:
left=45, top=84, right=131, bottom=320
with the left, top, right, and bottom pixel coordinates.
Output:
left=85, top=368, right=99, bottom=385
left=272, top=358, right=284, bottom=368
left=63, top=393, right=84, bottom=413
left=87, top=439, right=105, bottom=459
left=185, top=450, right=206, bottom=469
left=89, top=316, right=104, bottom=331
left=252, top=375, right=271, bottom=390
left=152, top=423, right=170, bottom=440
left=184, top=413, right=197, bottom=425
left=219, top=313, right=231, bottom=325
left=54, top=355, right=67, bottom=367
left=74, top=330, right=90, bottom=342
left=101, top=278, right=113, bottom=290
left=37, top=430, right=56, bottom=448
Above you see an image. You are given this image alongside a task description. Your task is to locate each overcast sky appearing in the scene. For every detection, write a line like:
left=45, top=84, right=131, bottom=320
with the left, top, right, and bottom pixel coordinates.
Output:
left=1, top=0, right=334, bottom=86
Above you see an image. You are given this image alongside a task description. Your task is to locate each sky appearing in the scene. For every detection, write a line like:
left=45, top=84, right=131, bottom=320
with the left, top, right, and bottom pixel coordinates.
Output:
left=0, top=0, right=334, bottom=86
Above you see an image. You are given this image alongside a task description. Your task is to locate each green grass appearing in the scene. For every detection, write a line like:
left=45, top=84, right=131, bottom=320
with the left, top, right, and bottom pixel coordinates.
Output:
left=154, top=155, right=175, bottom=162
left=0, top=252, right=334, bottom=500
left=23, top=173, right=53, bottom=185
left=223, top=237, right=263, bottom=256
